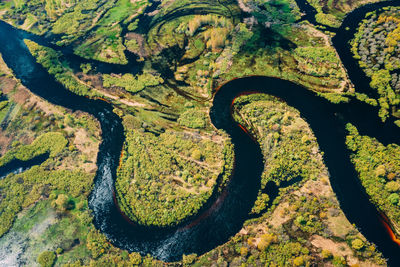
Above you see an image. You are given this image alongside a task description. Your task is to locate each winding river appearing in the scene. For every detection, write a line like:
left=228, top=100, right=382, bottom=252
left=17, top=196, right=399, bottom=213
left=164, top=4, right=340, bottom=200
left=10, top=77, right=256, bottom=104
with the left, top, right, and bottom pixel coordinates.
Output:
left=1, top=0, right=400, bottom=264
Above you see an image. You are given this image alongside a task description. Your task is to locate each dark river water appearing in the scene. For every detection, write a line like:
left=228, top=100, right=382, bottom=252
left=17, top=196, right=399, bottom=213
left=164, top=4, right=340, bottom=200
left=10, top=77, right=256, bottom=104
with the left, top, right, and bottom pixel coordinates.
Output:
left=0, top=153, right=49, bottom=180
left=0, top=0, right=400, bottom=264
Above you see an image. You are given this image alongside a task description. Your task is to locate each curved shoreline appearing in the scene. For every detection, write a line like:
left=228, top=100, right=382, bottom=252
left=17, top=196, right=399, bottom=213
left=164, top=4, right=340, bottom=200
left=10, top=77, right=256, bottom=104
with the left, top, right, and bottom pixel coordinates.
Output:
left=0, top=0, right=399, bottom=264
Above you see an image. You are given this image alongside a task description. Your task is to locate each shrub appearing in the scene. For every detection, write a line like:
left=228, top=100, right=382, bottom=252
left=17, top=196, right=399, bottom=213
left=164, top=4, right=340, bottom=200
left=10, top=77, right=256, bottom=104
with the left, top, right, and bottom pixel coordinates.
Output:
left=102, top=72, right=163, bottom=94
left=240, top=246, right=248, bottom=256
left=0, top=132, right=68, bottom=167
left=25, top=40, right=96, bottom=97
left=54, top=194, right=69, bottom=211
left=321, top=249, right=333, bottom=259
left=332, top=255, right=346, bottom=266
left=178, top=108, right=207, bottom=129
left=257, top=233, right=276, bottom=251
left=191, top=149, right=202, bottom=161
left=388, top=173, right=397, bottom=180
left=129, top=252, right=142, bottom=265
left=293, top=256, right=305, bottom=266
left=385, top=181, right=400, bottom=192
left=375, top=165, right=386, bottom=177
left=388, top=193, right=399, bottom=205
left=351, top=239, right=364, bottom=250
left=86, top=229, right=110, bottom=259
left=182, top=254, right=197, bottom=265
left=296, top=216, right=307, bottom=225
left=37, top=251, right=56, bottom=267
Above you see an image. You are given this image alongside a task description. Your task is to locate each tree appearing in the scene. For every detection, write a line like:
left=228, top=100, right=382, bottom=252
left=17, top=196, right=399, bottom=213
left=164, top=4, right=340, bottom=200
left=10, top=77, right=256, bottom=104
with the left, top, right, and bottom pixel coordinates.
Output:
left=385, top=181, right=400, bottom=192
left=293, top=256, right=305, bottom=266
left=351, top=239, right=364, bottom=250
left=375, top=164, right=386, bottom=177
left=182, top=254, right=197, bottom=266
left=388, top=173, right=397, bottom=180
left=80, top=63, right=92, bottom=74
left=332, top=256, right=346, bottom=266
left=86, top=229, right=110, bottom=259
left=191, top=149, right=202, bottom=161
left=301, top=135, right=310, bottom=144
left=388, top=193, right=399, bottom=205
left=257, top=233, right=276, bottom=251
left=129, top=252, right=142, bottom=265
left=37, top=251, right=56, bottom=267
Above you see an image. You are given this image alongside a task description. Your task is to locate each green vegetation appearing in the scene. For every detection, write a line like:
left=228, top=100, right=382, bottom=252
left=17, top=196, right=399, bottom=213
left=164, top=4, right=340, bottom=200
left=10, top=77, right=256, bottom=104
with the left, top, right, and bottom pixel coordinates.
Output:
left=163, top=10, right=349, bottom=100
left=294, top=46, right=343, bottom=78
left=0, top=123, right=96, bottom=238
left=0, top=0, right=149, bottom=64
left=0, top=161, right=93, bottom=237
left=0, top=100, right=8, bottom=110
left=0, top=0, right=80, bottom=34
left=124, top=38, right=140, bottom=55
left=351, top=7, right=400, bottom=121
left=0, top=132, right=67, bottom=167
left=73, top=0, right=149, bottom=64
left=0, top=0, right=395, bottom=265
left=0, top=195, right=154, bottom=266
left=151, top=13, right=235, bottom=54
left=0, top=99, right=9, bottom=122
left=178, top=108, right=208, bottom=129
left=80, top=63, right=92, bottom=74
left=155, top=0, right=238, bottom=21
left=115, top=129, right=234, bottom=227
left=240, top=0, right=300, bottom=32
left=51, top=0, right=114, bottom=37
left=0, top=54, right=100, bottom=243
left=25, top=40, right=98, bottom=97
left=184, top=95, right=385, bottom=266
left=306, top=0, right=383, bottom=27
left=37, top=251, right=56, bottom=267
left=102, top=71, right=163, bottom=94
left=218, top=21, right=349, bottom=95
left=232, top=94, right=326, bottom=214
left=346, top=123, right=400, bottom=229
left=143, top=2, right=238, bottom=98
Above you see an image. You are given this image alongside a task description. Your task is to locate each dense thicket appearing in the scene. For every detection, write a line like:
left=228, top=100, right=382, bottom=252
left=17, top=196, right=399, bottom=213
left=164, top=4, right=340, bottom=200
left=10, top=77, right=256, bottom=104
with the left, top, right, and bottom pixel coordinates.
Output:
left=115, top=129, right=234, bottom=227
left=346, top=124, right=400, bottom=228
left=0, top=132, right=67, bottom=167
left=351, top=7, right=400, bottom=121
left=25, top=40, right=97, bottom=97
left=233, top=94, right=327, bottom=214
left=102, top=72, right=163, bottom=94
